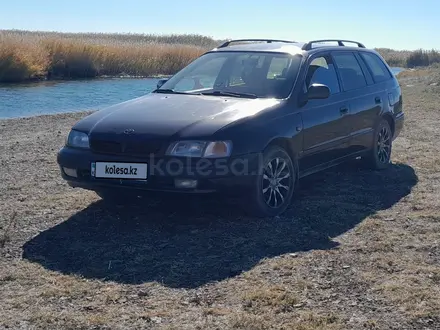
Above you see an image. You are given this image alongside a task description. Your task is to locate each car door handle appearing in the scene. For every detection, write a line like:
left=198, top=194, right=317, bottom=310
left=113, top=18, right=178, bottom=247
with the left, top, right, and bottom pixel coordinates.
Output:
left=340, top=107, right=349, bottom=115
left=375, top=96, right=382, bottom=104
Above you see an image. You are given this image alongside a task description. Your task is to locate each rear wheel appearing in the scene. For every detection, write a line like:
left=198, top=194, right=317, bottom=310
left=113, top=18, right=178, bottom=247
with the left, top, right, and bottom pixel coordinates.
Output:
left=245, top=146, right=296, bottom=217
left=364, top=119, right=393, bottom=170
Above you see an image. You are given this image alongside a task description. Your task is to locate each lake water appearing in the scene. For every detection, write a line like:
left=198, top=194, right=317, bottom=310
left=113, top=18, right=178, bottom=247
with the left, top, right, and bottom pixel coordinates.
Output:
left=0, top=68, right=405, bottom=119
left=0, top=78, right=160, bottom=119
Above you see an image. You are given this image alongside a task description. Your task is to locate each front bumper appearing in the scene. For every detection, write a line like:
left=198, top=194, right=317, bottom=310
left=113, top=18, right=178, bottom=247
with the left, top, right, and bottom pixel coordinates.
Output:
left=57, top=147, right=261, bottom=194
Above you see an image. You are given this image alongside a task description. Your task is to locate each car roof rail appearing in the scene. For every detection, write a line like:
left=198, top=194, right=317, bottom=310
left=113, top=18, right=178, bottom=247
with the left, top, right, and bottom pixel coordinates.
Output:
left=302, top=39, right=366, bottom=51
left=217, top=39, right=296, bottom=48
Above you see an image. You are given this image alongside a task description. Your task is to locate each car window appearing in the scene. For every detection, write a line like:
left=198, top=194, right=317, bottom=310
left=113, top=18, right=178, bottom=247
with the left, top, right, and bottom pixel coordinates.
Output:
left=305, top=55, right=340, bottom=94
left=267, top=57, right=290, bottom=79
left=228, top=54, right=265, bottom=86
left=173, top=57, right=226, bottom=91
left=360, top=52, right=392, bottom=83
left=332, top=53, right=367, bottom=91
left=159, top=51, right=302, bottom=99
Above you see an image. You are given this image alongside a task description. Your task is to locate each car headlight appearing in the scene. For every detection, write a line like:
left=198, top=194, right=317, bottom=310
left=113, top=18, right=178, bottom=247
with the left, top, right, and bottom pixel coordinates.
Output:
left=166, top=141, right=232, bottom=158
left=66, top=130, right=90, bottom=149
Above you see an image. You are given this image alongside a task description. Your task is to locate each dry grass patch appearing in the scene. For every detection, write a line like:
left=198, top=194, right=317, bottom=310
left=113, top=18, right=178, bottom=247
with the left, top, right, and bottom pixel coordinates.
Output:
left=0, top=211, right=17, bottom=248
left=375, top=275, right=440, bottom=319
left=242, top=284, right=300, bottom=312
left=225, top=311, right=341, bottom=330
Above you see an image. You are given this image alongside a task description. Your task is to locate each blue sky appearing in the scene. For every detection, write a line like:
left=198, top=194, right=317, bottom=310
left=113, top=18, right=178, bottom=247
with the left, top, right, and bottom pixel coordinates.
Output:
left=1, top=0, right=438, bottom=50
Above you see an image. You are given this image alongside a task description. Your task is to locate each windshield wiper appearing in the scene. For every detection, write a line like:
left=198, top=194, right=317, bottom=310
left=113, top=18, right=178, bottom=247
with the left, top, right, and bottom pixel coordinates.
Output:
left=153, top=89, right=200, bottom=95
left=200, top=90, right=258, bottom=99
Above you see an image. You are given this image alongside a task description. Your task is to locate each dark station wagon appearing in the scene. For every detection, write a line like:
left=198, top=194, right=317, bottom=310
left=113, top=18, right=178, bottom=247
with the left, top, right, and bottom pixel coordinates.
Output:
left=57, top=38, right=404, bottom=217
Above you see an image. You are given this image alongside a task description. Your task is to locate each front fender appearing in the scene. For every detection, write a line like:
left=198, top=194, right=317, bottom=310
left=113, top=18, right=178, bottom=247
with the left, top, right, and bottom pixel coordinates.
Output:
left=232, top=112, right=303, bottom=155
left=263, top=112, right=303, bottom=153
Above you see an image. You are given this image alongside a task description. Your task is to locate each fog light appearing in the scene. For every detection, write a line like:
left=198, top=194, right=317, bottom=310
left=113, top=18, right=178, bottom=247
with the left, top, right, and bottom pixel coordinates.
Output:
left=174, top=179, right=198, bottom=189
left=63, top=167, right=78, bottom=178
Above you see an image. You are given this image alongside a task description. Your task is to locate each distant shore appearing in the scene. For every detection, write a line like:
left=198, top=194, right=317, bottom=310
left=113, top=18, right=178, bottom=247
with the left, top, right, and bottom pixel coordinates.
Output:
left=1, top=29, right=440, bottom=84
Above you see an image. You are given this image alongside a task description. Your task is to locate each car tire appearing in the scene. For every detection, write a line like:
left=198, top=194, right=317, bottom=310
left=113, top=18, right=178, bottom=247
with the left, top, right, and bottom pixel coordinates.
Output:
left=364, top=119, right=393, bottom=170
left=244, top=146, right=296, bottom=217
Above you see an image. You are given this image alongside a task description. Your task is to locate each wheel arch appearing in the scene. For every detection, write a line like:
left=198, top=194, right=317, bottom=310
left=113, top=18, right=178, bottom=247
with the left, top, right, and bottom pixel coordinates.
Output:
left=381, top=113, right=395, bottom=136
left=265, top=137, right=300, bottom=181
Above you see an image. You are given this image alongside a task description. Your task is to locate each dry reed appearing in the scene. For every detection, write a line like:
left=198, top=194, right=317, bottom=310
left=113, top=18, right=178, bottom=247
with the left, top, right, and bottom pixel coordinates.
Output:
left=0, top=30, right=209, bottom=82
left=1, top=30, right=439, bottom=83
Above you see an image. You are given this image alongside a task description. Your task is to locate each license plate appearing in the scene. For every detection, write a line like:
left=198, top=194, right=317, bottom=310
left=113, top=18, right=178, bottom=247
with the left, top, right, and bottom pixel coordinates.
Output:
left=92, top=162, right=147, bottom=180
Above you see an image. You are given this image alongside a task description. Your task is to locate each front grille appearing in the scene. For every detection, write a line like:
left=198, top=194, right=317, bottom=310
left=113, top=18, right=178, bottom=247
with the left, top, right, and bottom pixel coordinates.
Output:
left=90, top=139, right=162, bottom=156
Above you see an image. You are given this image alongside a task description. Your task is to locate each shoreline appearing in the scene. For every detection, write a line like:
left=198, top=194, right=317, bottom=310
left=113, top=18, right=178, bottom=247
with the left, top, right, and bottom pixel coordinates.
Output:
left=0, top=74, right=171, bottom=87
left=0, top=110, right=95, bottom=122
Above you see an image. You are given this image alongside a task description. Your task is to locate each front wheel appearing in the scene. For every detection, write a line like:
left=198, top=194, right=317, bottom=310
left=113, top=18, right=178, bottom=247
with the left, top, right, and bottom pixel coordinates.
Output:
left=364, top=119, right=393, bottom=170
left=244, top=146, right=296, bottom=217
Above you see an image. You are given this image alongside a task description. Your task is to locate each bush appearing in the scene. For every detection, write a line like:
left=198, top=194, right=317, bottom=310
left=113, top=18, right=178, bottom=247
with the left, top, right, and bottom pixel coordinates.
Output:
left=406, top=49, right=440, bottom=68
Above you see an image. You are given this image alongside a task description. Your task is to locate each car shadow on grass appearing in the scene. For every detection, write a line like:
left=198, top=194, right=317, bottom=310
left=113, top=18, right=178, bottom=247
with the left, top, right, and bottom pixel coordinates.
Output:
left=23, top=162, right=417, bottom=288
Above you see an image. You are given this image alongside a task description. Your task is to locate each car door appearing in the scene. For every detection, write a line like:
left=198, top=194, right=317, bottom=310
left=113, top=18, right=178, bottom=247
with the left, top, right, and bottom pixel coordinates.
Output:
left=331, top=51, right=382, bottom=154
left=298, top=53, right=352, bottom=172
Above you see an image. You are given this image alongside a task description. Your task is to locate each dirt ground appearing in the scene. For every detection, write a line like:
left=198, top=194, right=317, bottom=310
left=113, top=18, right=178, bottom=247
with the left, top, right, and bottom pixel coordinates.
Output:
left=0, top=70, right=439, bottom=330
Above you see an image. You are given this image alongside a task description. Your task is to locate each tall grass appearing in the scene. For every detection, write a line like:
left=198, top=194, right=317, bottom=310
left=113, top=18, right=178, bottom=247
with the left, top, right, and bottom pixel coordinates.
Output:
left=4, top=29, right=220, bottom=48
left=375, top=48, right=411, bottom=67
left=1, top=29, right=439, bottom=83
left=0, top=35, right=49, bottom=82
left=0, top=30, right=211, bottom=83
left=375, top=48, right=440, bottom=68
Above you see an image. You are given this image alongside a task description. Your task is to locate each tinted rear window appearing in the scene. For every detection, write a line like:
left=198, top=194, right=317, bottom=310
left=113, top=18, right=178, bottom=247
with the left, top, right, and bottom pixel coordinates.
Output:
left=360, top=52, right=392, bottom=83
left=332, top=53, right=367, bottom=91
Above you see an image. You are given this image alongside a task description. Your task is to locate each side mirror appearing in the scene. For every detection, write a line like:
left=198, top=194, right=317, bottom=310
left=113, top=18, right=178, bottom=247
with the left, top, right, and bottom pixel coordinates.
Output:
left=307, top=83, right=330, bottom=100
left=156, top=78, right=168, bottom=89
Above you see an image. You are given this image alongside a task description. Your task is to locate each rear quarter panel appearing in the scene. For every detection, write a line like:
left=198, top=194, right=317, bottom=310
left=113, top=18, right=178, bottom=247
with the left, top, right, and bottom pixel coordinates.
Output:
left=387, top=78, right=404, bottom=139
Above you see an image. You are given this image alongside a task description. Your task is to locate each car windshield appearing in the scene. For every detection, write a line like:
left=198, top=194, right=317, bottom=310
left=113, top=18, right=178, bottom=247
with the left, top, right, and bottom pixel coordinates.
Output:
left=156, top=51, right=302, bottom=99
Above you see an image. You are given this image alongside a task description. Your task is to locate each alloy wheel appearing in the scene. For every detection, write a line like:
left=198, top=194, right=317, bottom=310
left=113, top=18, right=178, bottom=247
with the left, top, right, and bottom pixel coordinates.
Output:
left=262, top=157, right=292, bottom=208
left=377, top=126, right=391, bottom=163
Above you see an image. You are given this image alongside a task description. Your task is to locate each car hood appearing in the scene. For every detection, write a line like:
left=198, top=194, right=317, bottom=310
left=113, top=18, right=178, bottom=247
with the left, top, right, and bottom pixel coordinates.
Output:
left=73, top=92, right=281, bottom=139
